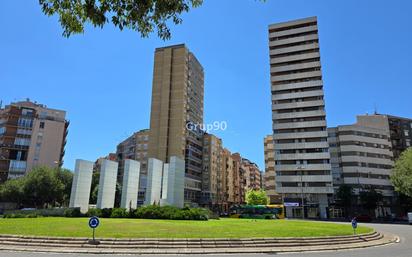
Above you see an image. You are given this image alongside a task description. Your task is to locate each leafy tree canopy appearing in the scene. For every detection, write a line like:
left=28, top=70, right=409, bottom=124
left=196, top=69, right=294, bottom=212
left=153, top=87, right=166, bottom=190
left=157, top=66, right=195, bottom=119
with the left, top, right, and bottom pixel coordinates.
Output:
left=39, top=0, right=203, bottom=39
left=245, top=189, right=269, bottom=205
left=0, top=166, right=73, bottom=208
left=391, top=147, right=412, bottom=197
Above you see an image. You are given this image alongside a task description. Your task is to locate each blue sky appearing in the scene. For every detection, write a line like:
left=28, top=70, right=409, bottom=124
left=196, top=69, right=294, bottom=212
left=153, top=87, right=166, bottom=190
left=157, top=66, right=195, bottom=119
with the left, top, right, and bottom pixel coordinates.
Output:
left=1, top=0, right=411, bottom=171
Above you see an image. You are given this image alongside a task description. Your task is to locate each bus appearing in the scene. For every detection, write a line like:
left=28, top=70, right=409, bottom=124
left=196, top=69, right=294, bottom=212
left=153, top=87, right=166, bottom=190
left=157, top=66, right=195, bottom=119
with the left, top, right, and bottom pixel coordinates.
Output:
left=229, top=204, right=285, bottom=219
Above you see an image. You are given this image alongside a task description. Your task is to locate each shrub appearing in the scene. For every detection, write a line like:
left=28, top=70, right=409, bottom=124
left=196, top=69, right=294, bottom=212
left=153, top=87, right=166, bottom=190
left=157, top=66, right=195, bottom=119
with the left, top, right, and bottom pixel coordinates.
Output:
left=64, top=207, right=82, bottom=217
left=133, top=205, right=209, bottom=220
left=86, top=208, right=102, bottom=217
left=110, top=208, right=128, bottom=218
left=100, top=208, right=112, bottom=218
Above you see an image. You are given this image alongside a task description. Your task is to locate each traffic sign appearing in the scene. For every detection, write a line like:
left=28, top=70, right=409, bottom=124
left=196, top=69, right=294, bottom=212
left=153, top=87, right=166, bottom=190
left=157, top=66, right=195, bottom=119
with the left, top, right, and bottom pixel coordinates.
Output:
left=88, top=216, right=100, bottom=245
left=89, top=216, right=100, bottom=229
left=351, top=218, right=358, bottom=229
left=351, top=218, right=358, bottom=235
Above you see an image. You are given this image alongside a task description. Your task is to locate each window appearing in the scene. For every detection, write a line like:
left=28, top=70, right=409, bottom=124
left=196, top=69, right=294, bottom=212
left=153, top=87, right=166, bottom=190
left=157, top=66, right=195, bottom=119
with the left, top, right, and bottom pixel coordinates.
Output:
left=0, top=126, right=5, bottom=135
left=17, top=118, right=33, bottom=128
left=39, top=122, right=45, bottom=129
left=14, top=138, right=31, bottom=146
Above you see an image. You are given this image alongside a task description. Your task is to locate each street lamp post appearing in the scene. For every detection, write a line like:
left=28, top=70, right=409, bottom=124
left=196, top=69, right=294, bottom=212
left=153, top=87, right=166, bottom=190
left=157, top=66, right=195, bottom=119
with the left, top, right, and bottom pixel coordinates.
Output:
left=297, top=165, right=306, bottom=219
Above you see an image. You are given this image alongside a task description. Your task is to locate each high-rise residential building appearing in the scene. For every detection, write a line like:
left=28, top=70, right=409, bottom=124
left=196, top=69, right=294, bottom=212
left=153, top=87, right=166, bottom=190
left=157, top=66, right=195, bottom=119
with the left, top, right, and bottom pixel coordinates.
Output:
left=328, top=115, right=395, bottom=217
left=0, top=100, right=69, bottom=182
left=116, top=129, right=149, bottom=204
left=264, top=135, right=281, bottom=203
left=268, top=17, right=333, bottom=218
left=148, top=44, right=204, bottom=205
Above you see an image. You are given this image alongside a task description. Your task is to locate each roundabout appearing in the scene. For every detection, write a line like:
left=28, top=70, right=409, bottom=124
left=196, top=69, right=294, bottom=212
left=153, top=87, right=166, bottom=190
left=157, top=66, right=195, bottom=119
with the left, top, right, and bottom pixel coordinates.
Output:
left=0, top=218, right=398, bottom=255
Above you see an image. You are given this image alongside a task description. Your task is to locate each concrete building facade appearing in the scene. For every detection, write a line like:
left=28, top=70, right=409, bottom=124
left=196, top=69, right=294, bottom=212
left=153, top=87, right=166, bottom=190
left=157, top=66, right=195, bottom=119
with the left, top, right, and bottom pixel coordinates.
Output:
left=268, top=17, right=333, bottom=218
left=328, top=115, right=395, bottom=216
left=69, top=159, right=94, bottom=213
left=0, top=100, right=68, bottom=182
left=147, top=44, right=204, bottom=205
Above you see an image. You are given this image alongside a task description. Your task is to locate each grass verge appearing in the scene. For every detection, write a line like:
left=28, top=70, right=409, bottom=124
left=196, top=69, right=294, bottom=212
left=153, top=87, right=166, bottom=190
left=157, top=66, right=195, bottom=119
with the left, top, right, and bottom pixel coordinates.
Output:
left=0, top=217, right=373, bottom=238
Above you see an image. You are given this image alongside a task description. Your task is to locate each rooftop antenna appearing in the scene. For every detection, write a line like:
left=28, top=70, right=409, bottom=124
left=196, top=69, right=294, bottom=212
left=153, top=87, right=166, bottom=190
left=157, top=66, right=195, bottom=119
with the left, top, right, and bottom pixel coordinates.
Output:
left=0, top=100, right=2, bottom=109
left=374, top=103, right=378, bottom=115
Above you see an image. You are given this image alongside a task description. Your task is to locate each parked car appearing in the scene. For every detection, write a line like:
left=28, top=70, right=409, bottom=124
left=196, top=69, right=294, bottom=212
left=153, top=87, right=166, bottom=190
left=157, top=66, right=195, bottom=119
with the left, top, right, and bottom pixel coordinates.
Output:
left=356, top=214, right=372, bottom=222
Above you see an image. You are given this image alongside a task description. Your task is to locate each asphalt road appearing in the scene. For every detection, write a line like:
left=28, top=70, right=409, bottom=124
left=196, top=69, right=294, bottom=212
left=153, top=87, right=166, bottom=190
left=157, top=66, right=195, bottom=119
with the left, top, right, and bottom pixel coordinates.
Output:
left=0, top=223, right=410, bottom=257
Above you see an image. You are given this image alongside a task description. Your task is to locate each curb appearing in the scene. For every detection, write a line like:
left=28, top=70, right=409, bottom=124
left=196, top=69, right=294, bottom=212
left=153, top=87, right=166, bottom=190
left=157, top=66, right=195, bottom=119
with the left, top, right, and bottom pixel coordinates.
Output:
left=0, top=231, right=398, bottom=254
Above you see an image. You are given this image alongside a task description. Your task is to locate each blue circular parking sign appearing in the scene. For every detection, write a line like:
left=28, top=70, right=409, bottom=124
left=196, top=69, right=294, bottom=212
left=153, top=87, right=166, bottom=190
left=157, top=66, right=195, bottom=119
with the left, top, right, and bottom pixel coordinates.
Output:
left=89, top=216, right=100, bottom=229
left=351, top=218, right=358, bottom=229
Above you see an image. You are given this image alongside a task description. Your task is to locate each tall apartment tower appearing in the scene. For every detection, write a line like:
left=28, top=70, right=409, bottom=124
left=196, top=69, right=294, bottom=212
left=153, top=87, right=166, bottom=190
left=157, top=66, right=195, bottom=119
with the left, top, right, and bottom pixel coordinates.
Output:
left=268, top=17, right=333, bottom=218
left=0, top=100, right=69, bottom=182
left=148, top=44, right=204, bottom=204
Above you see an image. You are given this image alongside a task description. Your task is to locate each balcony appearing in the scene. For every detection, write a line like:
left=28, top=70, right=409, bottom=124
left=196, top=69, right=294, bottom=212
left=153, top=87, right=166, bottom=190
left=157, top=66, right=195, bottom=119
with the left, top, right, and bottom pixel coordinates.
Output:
left=275, top=152, right=330, bottom=161
left=270, top=52, right=320, bottom=65
left=272, top=89, right=324, bottom=101
left=274, top=141, right=329, bottom=150
left=276, top=175, right=333, bottom=183
left=269, top=34, right=318, bottom=48
left=273, top=120, right=326, bottom=130
left=273, top=130, right=328, bottom=140
left=272, top=70, right=322, bottom=83
left=270, top=43, right=319, bottom=56
left=275, top=163, right=331, bottom=171
left=269, top=25, right=318, bottom=38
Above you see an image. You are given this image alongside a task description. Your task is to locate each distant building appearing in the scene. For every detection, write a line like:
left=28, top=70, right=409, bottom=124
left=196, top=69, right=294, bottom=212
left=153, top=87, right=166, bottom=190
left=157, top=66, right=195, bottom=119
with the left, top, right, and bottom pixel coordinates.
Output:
left=116, top=129, right=149, bottom=205
left=241, top=158, right=262, bottom=191
left=384, top=115, right=412, bottom=159
left=147, top=44, right=204, bottom=205
left=329, top=115, right=395, bottom=217
left=0, top=100, right=69, bottom=182
left=263, top=135, right=281, bottom=203
left=201, top=133, right=223, bottom=210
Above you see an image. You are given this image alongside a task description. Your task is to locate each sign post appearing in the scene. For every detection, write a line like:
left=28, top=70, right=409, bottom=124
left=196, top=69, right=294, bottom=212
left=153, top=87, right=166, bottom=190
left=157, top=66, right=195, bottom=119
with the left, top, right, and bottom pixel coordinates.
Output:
left=351, top=218, right=358, bottom=235
left=88, top=216, right=100, bottom=245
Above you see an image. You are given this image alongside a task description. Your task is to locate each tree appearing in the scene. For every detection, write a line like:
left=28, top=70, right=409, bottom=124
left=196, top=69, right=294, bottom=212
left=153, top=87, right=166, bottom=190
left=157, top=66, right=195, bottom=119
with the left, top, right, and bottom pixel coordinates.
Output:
left=245, top=189, right=269, bottom=205
left=23, top=166, right=65, bottom=208
left=39, top=0, right=203, bottom=39
left=336, top=184, right=353, bottom=217
left=56, top=168, right=74, bottom=206
left=391, top=147, right=412, bottom=198
left=359, top=188, right=383, bottom=216
left=0, top=166, right=73, bottom=208
left=0, top=178, right=25, bottom=205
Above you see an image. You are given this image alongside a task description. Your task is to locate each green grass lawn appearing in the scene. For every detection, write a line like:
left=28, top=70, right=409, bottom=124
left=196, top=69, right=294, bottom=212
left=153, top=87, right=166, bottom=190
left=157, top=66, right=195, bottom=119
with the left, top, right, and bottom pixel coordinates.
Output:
left=0, top=217, right=373, bottom=238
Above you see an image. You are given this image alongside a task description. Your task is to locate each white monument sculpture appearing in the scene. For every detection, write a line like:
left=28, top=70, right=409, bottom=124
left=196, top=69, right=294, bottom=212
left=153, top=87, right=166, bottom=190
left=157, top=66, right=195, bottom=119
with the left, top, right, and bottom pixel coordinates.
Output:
left=120, top=159, right=140, bottom=209
left=69, top=159, right=94, bottom=213
left=161, top=156, right=185, bottom=208
left=96, top=159, right=118, bottom=209
left=144, top=158, right=163, bottom=205
left=145, top=156, right=185, bottom=208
